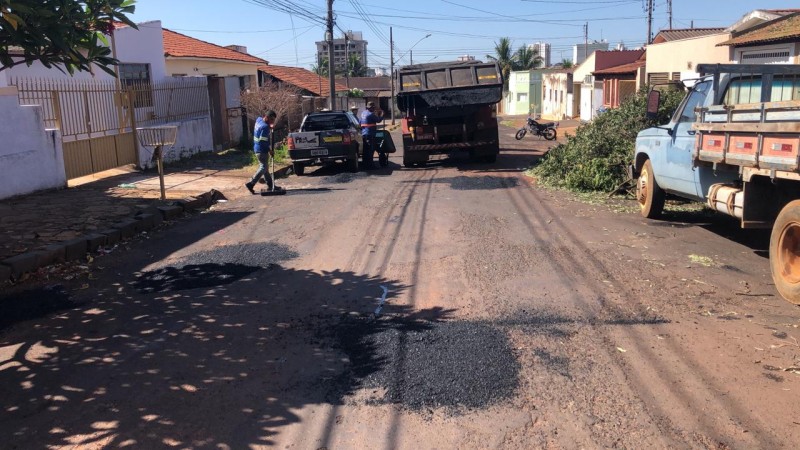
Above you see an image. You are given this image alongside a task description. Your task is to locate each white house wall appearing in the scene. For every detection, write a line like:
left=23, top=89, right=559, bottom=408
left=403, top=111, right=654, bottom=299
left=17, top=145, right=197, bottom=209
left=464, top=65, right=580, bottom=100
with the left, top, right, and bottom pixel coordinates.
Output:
left=0, top=87, right=66, bottom=199
left=646, top=33, right=731, bottom=78
left=137, top=116, right=214, bottom=169
left=114, top=20, right=167, bottom=82
left=734, top=42, right=799, bottom=64
left=5, top=21, right=167, bottom=84
left=166, top=59, right=260, bottom=79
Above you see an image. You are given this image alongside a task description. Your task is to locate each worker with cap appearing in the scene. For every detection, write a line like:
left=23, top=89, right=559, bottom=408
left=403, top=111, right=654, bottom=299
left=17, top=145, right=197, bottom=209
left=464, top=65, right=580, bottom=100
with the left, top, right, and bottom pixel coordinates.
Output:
left=359, top=101, right=384, bottom=169
left=350, top=105, right=359, bottom=116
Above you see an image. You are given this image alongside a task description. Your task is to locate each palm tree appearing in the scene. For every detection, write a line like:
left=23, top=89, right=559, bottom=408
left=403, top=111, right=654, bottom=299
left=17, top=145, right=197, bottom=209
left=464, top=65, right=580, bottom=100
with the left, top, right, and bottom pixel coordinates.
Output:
left=559, top=59, right=574, bottom=69
left=345, top=54, right=367, bottom=77
left=311, top=57, right=329, bottom=76
left=487, top=37, right=514, bottom=91
left=513, top=45, right=543, bottom=70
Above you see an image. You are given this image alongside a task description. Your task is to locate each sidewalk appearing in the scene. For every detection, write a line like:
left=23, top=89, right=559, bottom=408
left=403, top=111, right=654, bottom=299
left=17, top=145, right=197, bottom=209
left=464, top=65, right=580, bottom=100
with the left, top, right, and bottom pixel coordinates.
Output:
left=0, top=149, right=286, bottom=285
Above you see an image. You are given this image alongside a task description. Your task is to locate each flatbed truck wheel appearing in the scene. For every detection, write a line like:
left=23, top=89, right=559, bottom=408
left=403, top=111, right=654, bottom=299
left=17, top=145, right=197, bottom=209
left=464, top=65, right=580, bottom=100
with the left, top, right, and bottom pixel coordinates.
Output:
left=770, top=200, right=800, bottom=305
left=637, top=159, right=664, bottom=219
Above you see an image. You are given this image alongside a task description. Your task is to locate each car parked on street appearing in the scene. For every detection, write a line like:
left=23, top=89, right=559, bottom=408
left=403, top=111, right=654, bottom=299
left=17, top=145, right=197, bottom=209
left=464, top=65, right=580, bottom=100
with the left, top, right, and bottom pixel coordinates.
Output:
left=287, top=111, right=363, bottom=175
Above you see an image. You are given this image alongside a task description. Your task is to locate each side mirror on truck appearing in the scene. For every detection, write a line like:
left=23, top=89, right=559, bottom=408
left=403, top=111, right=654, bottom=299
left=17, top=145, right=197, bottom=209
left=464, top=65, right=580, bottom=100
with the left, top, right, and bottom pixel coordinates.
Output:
left=646, top=90, right=660, bottom=119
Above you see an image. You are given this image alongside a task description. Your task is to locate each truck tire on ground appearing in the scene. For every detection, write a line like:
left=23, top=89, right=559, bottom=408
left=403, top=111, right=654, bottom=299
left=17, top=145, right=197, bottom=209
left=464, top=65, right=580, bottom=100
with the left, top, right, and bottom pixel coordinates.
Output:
left=770, top=200, right=800, bottom=304
left=544, top=128, right=557, bottom=140
left=637, top=159, right=665, bottom=219
left=379, top=152, right=389, bottom=167
left=515, top=129, right=527, bottom=140
left=293, top=163, right=305, bottom=176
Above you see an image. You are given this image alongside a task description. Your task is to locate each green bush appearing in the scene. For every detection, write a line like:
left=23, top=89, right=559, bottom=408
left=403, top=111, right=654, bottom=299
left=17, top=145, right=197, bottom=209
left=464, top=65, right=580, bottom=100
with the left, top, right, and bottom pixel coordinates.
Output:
left=531, top=87, right=685, bottom=192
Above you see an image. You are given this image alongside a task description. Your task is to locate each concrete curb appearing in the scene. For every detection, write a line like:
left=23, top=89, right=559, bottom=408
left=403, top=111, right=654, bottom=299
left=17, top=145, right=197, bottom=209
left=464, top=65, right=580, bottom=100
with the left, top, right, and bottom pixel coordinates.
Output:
left=0, top=189, right=224, bottom=286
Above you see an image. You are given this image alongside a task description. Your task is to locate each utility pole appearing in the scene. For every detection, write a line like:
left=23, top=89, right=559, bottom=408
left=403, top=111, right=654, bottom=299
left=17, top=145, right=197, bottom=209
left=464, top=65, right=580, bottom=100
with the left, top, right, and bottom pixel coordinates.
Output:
left=390, top=26, right=395, bottom=125
left=668, top=0, right=673, bottom=29
left=326, top=0, right=335, bottom=109
left=410, top=50, right=413, bottom=65
left=646, top=0, right=654, bottom=45
left=345, top=32, right=350, bottom=89
left=583, top=22, right=588, bottom=62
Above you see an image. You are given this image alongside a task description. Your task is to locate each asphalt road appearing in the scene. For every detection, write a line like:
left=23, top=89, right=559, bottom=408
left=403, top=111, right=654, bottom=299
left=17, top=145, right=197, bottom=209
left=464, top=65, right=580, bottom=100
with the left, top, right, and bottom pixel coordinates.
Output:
left=1, top=124, right=799, bottom=449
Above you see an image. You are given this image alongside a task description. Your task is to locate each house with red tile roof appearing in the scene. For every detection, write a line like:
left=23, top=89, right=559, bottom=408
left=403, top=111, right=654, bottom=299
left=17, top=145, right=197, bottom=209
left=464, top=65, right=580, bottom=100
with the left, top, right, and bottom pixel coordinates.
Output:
left=161, top=28, right=267, bottom=149
left=162, top=28, right=266, bottom=80
left=572, top=50, right=645, bottom=120
left=719, top=12, right=800, bottom=64
left=593, top=51, right=646, bottom=109
left=257, top=65, right=348, bottom=97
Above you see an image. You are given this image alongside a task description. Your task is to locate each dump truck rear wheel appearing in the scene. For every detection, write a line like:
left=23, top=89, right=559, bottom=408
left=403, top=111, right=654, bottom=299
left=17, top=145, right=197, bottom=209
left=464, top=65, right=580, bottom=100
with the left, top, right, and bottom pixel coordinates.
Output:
left=770, top=200, right=800, bottom=305
left=637, top=159, right=664, bottom=219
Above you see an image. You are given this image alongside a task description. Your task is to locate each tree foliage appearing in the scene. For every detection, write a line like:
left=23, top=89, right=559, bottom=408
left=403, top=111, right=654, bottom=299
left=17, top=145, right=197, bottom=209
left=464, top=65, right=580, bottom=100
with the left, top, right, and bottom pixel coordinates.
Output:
left=531, top=87, right=686, bottom=192
left=0, top=0, right=137, bottom=76
left=487, top=37, right=543, bottom=90
left=240, top=84, right=303, bottom=133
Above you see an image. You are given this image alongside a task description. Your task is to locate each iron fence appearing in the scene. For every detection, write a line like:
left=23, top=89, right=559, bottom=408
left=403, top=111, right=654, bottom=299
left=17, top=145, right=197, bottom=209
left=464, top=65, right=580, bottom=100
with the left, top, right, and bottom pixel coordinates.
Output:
left=12, top=77, right=210, bottom=139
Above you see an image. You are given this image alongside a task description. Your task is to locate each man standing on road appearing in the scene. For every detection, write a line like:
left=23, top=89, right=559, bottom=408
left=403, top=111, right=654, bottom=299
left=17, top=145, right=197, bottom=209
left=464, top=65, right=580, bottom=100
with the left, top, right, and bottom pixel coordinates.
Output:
left=245, top=110, right=277, bottom=194
left=359, top=101, right=384, bottom=169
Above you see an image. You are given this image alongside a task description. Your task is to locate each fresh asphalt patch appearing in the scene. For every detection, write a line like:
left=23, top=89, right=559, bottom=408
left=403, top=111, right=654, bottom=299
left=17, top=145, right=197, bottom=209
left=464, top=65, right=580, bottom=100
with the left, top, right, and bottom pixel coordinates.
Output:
left=133, top=242, right=298, bottom=294
left=330, top=316, right=520, bottom=413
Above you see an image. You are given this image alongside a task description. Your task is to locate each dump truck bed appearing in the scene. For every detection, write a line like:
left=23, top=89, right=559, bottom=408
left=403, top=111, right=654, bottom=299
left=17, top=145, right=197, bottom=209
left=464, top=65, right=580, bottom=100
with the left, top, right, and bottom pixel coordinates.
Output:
left=396, top=61, right=503, bottom=111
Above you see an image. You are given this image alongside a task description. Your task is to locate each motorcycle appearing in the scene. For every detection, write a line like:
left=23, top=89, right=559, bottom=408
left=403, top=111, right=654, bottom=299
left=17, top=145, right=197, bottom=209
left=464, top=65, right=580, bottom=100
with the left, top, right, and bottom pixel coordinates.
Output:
left=515, top=116, right=558, bottom=141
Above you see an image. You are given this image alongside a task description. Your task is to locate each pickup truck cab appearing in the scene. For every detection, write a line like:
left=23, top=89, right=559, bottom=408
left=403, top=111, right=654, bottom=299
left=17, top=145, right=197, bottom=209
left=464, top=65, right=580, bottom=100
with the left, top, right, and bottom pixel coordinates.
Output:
left=632, top=64, right=800, bottom=304
left=287, top=111, right=363, bottom=175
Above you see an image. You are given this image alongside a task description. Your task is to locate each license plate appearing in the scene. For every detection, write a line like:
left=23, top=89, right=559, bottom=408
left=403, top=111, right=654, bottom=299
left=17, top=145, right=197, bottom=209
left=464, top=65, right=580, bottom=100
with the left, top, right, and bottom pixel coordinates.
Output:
left=310, top=149, right=329, bottom=156
left=322, top=135, right=342, bottom=143
left=419, top=133, right=434, bottom=140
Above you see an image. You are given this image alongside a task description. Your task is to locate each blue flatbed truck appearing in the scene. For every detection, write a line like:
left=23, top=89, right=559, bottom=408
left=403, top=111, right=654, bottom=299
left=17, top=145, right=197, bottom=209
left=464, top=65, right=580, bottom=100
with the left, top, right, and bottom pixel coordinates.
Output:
left=631, top=63, right=800, bottom=304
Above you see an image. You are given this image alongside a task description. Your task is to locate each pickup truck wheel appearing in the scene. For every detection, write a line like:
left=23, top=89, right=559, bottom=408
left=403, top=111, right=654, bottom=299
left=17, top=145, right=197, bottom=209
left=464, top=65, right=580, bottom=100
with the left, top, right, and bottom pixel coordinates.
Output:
left=293, top=163, right=305, bottom=176
left=770, top=200, right=800, bottom=305
left=637, top=159, right=664, bottom=219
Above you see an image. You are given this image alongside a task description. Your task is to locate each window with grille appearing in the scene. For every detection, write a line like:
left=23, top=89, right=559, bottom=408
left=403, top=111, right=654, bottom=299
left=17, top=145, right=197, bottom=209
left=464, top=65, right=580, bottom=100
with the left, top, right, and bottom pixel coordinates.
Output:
left=119, top=63, right=153, bottom=108
left=741, top=51, right=790, bottom=61
left=648, top=72, right=669, bottom=86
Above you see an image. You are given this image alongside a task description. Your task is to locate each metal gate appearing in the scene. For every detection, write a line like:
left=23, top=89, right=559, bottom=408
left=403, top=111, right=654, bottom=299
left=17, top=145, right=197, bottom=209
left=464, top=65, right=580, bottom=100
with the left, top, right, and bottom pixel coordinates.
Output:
left=13, top=77, right=210, bottom=179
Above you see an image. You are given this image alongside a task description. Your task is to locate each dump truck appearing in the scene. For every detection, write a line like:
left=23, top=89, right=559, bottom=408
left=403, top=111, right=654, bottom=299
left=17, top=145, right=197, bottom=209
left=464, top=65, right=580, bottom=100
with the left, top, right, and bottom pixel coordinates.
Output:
left=631, top=63, right=800, bottom=304
left=396, top=60, right=503, bottom=167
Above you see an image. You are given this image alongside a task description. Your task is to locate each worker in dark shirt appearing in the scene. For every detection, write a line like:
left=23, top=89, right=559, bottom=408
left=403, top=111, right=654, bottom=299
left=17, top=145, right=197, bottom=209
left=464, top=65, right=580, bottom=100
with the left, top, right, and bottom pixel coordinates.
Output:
left=359, top=101, right=384, bottom=169
left=245, top=110, right=277, bottom=194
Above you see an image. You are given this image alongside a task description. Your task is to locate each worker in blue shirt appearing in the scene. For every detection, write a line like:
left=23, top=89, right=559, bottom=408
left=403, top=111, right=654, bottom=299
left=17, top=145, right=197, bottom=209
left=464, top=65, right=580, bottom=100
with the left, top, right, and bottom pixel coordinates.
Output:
left=245, top=110, right=277, bottom=194
left=359, top=101, right=384, bottom=169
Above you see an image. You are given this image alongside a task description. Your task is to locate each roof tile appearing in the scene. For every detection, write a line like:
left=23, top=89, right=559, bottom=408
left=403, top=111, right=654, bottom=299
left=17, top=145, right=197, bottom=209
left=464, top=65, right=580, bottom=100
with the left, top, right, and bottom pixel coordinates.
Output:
left=162, top=29, right=266, bottom=64
left=258, top=65, right=348, bottom=96
left=719, top=12, right=800, bottom=46
left=652, top=28, right=726, bottom=44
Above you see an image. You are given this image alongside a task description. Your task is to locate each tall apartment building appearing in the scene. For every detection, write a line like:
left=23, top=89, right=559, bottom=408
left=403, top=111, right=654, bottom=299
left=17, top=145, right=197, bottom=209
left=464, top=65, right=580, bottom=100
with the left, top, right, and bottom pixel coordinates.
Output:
left=316, top=30, right=368, bottom=73
left=573, top=40, right=609, bottom=65
left=528, top=42, right=551, bottom=67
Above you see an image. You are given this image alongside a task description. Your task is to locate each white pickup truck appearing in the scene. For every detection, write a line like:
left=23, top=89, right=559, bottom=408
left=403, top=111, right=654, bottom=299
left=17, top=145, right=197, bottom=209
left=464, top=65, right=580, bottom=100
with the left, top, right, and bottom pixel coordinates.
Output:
left=287, top=111, right=363, bottom=175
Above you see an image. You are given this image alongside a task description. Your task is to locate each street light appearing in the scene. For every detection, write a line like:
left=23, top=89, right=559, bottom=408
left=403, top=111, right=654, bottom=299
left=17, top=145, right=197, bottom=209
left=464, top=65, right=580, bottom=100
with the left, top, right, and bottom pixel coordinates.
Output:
left=397, top=33, right=432, bottom=66
left=390, top=33, right=432, bottom=125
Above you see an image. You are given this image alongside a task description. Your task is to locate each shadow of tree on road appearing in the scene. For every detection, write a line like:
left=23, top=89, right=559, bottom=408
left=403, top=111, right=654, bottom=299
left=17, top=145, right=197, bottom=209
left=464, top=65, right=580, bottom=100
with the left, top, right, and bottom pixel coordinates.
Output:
left=0, top=241, right=453, bottom=448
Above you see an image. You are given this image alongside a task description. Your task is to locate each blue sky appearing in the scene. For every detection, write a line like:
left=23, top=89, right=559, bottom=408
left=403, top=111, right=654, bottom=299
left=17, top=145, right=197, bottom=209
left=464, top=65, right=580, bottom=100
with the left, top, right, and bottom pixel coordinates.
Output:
left=129, top=0, right=799, bottom=69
